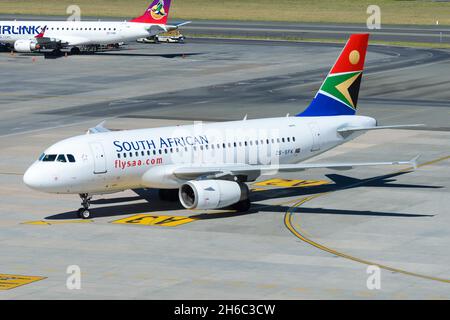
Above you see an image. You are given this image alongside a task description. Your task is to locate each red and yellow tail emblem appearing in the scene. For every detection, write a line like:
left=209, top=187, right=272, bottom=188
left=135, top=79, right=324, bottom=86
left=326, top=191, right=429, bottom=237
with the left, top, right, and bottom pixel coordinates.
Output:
left=298, top=34, right=369, bottom=117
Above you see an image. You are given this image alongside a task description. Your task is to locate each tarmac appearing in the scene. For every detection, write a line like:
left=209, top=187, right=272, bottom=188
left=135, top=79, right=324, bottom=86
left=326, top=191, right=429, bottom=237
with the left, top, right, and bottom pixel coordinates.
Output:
left=0, top=39, right=449, bottom=299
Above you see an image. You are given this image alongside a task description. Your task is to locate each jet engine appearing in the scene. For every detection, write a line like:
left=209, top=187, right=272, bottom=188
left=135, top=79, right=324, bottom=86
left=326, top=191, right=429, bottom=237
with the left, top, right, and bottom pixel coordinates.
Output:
left=14, top=40, right=40, bottom=53
left=179, top=180, right=250, bottom=210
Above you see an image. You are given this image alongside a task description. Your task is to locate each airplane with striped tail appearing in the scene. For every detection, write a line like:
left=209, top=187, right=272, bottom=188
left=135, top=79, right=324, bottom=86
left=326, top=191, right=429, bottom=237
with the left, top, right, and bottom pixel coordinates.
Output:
left=23, top=34, right=422, bottom=219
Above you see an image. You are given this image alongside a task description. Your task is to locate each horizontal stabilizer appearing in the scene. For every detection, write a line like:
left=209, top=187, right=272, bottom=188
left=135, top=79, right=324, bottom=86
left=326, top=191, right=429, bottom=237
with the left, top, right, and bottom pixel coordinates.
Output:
left=165, top=21, right=192, bottom=32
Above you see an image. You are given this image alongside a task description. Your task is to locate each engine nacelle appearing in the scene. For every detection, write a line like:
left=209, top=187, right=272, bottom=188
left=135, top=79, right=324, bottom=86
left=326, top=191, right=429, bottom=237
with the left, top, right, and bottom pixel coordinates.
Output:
left=179, top=180, right=249, bottom=210
left=14, top=40, right=39, bottom=53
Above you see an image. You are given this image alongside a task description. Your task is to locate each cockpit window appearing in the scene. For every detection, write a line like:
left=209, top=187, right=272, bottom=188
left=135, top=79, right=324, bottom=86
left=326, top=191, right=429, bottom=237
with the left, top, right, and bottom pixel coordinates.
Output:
left=67, top=154, right=76, bottom=163
left=38, top=153, right=45, bottom=161
left=56, top=155, right=67, bottom=163
left=42, top=154, right=57, bottom=162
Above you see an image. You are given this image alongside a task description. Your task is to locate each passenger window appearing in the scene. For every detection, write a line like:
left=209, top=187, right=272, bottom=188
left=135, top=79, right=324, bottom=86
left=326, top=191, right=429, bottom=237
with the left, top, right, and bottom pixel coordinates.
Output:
left=57, top=155, right=67, bottom=163
left=43, top=154, right=57, bottom=162
left=67, top=154, right=76, bottom=163
left=287, top=137, right=290, bottom=142
left=117, top=153, right=121, bottom=159
left=293, top=137, right=296, bottom=142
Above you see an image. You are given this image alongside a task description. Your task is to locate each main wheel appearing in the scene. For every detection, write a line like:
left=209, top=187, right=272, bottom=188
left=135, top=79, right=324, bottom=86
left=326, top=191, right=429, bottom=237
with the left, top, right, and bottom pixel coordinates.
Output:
left=70, top=47, right=81, bottom=55
left=77, top=208, right=91, bottom=219
left=232, top=198, right=251, bottom=212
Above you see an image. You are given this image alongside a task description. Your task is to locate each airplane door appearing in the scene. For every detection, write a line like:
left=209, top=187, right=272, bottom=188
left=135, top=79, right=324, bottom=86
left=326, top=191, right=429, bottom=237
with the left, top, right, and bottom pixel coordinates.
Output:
left=90, top=142, right=107, bottom=174
left=309, top=123, right=321, bottom=152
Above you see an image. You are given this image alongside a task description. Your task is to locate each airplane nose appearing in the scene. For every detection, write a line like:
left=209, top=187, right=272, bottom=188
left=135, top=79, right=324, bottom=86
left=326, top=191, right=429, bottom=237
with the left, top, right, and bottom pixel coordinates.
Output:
left=23, top=165, right=41, bottom=190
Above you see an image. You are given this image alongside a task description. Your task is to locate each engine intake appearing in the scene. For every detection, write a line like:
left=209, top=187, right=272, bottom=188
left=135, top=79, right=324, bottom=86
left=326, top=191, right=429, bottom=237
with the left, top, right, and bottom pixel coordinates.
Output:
left=179, top=180, right=249, bottom=210
left=14, top=40, right=40, bottom=53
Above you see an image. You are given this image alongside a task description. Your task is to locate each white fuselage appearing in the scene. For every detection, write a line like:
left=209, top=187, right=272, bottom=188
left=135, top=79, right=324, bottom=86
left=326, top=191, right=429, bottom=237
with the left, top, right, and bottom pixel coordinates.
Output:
left=23, top=115, right=376, bottom=195
left=0, top=21, right=160, bottom=46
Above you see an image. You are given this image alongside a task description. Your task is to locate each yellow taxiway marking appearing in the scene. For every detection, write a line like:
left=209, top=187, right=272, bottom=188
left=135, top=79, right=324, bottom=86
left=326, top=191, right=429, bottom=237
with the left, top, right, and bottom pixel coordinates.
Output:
left=250, top=188, right=266, bottom=192
left=283, top=155, right=450, bottom=284
left=0, top=274, right=46, bottom=290
left=112, top=214, right=196, bottom=227
left=254, top=178, right=329, bottom=188
left=22, top=220, right=93, bottom=225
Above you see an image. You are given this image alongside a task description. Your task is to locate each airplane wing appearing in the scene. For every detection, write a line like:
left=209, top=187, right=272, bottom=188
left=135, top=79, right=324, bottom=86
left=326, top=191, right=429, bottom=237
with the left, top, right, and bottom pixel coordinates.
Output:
left=337, top=124, right=424, bottom=134
left=172, top=156, right=419, bottom=180
left=57, top=36, right=90, bottom=46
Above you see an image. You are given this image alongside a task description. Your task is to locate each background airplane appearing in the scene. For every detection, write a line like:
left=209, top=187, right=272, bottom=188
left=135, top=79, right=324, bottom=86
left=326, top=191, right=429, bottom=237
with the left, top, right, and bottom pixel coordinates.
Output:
left=0, top=0, right=189, bottom=54
left=23, top=34, right=421, bottom=219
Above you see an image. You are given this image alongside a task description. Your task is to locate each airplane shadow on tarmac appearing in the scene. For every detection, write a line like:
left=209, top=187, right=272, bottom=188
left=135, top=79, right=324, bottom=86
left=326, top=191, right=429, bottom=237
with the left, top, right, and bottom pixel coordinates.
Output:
left=46, top=171, right=440, bottom=220
left=41, top=51, right=203, bottom=59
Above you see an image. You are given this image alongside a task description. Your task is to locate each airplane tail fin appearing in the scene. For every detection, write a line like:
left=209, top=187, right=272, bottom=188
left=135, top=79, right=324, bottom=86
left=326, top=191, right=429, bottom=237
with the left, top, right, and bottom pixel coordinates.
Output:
left=130, top=0, right=172, bottom=24
left=297, top=34, right=369, bottom=117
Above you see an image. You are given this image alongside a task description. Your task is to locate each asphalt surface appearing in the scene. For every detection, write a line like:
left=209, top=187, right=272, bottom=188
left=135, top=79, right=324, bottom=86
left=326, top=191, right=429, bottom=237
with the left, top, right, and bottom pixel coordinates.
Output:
left=0, top=37, right=449, bottom=299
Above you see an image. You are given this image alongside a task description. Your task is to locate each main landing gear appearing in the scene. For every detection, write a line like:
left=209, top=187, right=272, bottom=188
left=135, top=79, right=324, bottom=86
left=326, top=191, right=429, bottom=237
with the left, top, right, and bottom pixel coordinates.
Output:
left=78, top=193, right=92, bottom=219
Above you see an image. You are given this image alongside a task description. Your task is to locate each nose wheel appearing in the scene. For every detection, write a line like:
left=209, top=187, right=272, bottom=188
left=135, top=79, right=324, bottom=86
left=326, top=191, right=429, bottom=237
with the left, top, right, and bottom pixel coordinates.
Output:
left=78, top=194, right=92, bottom=219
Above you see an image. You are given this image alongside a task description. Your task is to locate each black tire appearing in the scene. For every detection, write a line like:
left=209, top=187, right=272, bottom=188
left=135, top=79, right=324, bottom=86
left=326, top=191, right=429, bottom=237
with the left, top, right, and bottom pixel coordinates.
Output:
left=70, top=47, right=81, bottom=55
left=159, top=189, right=179, bottom=202
left=232, top=198, right=251, bottom=212
left=77, top=208, right=91, bottom=219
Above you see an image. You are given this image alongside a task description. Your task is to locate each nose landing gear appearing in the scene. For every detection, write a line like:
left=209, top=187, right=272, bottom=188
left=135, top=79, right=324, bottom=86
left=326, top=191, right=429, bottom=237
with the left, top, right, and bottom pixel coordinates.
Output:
left=78, top=194, right=92, bottom=219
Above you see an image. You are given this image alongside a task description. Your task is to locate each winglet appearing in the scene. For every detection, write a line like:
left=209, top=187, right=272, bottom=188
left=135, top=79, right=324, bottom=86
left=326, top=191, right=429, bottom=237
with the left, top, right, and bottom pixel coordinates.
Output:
left=410, top=155, right=421, bottom=170
left=35, top=25, right=47, bottom=39
left=87, top=120, right=110, bottom=134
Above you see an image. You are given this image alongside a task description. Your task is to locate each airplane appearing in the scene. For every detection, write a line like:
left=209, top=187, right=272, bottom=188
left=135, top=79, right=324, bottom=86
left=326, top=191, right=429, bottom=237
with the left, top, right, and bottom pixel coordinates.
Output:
left=23, top=34, right=422, bottom=219
left=0, top=0, right=190, bottom=54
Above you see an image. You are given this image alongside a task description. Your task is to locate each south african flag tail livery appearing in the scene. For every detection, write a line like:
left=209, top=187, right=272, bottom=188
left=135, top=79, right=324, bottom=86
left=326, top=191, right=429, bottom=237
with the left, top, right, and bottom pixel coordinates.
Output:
left=298, top=34, right=369, bottom=117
